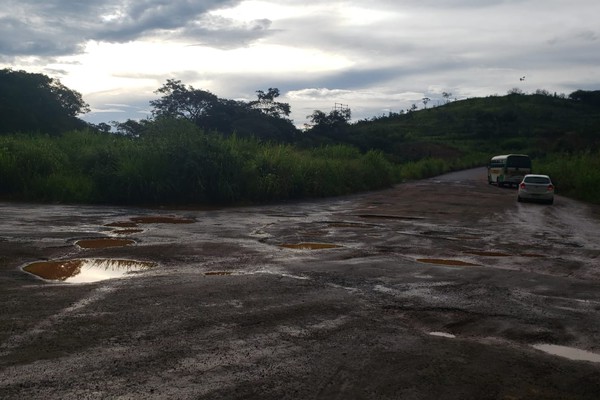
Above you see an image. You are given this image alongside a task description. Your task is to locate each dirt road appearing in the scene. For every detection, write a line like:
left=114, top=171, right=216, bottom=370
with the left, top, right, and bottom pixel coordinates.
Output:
left=1, top=167, right=599, bottom=399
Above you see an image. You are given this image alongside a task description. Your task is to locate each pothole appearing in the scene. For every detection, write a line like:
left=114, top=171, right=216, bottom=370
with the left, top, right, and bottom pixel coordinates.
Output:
left=22, top=258, right=155, bottom=283
left=533, top=344, right=600, bottom=363
left=130, top=216, right=195, bottom=224
left=76, top=238, right=135, bottom=249
left=279, top=242, right=343, bottom=250
left=416, top=258, right=480, bottom=266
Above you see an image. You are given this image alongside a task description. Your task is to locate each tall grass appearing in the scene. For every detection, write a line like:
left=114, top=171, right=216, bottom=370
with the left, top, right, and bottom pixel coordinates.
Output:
left=0, top=124, right=396, bottom=205
left=536, top=151, right=600, bottom=204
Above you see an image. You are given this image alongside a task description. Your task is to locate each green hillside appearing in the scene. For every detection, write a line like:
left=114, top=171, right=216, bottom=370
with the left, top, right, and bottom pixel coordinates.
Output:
left=340, top=91, right=600, bottom=160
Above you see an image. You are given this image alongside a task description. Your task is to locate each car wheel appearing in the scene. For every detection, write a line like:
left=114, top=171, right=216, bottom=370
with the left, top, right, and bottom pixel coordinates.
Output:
left=547, top=198, right=554, bottom=205
left=517, top=196, right=522, bottom=202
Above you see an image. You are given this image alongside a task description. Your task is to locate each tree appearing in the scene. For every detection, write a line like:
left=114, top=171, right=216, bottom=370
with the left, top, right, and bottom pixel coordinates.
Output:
left=148, top=80, right=299, bottom=141
left=149, top=79, right=219, bottom=125
left=112, top=119, right=152, bottom=137
left=0, top=68, right=89, bottom=135
left=442, top=92, right=453, bottom=104
left=422, top=97, right=430, bottom=109
left=569, top=90, right=600, bottom=106
left=305, top=107, right=351, bottom=137
left=249, top=88, right=291, bottom=118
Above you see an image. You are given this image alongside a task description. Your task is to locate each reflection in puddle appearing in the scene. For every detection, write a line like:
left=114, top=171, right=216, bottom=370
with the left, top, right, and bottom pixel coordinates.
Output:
left=533, top=344, right=600, bottom=363
left=429, top=332, right=456, bottom=338
left=417, top=258, right=479, bottom=266
left=280, top=242, right=342, bottom=250
left=76, top=238, right=135, bottom=249
left=23, top=259, right=155, bottom=283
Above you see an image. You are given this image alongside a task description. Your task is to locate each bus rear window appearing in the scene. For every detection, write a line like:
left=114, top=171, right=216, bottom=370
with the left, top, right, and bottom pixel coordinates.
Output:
left=506, top=156, right=531, bottom=169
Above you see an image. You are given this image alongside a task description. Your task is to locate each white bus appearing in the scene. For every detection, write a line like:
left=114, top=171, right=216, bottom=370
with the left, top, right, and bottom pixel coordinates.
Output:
left=487, top=154, right=532, bottom=187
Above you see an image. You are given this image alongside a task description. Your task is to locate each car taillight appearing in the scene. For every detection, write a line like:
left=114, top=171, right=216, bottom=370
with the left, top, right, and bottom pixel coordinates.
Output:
left=547, top=184, right=554, bottom=192
left=519, top=182, right=526, bottom=189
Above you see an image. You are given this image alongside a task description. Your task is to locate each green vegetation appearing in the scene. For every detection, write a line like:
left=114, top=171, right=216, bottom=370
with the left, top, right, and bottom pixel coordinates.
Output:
left=0, top=124, right=395, bottom=204
left=1, top=68, right=599, bottom=205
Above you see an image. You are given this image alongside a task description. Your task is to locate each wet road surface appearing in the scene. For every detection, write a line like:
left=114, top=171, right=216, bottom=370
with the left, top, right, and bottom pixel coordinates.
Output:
left=1, top=167, right=600, bottom=399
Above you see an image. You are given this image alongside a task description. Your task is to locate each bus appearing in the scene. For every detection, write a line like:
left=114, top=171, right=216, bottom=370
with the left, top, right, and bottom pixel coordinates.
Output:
left=487, top=154, right=532, bottom=187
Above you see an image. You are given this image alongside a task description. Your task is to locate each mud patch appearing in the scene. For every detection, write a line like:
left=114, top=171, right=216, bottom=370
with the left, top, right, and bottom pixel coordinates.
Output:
left=416, top=258, right=480, bottom=267
left=76, top=238, right=135, bottom=249
left=533, top=344, right=600, bottom=363
left=130, top=216, right=195, bottom=224
left=23, top=258, right=155, bottom=283
left=280, top=243, right=343, bottom=250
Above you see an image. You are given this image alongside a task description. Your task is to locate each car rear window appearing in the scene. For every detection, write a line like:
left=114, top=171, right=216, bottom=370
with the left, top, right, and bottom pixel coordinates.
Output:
left=524, top=176, right=550, bottom=184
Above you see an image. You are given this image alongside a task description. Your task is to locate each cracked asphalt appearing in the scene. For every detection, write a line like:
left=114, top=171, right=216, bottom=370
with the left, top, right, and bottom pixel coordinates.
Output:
left=1, top=167, right=599, bottom=399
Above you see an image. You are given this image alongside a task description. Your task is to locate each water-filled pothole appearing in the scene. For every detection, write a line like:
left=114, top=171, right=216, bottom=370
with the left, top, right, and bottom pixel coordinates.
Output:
left=280, top=243, right=343, bottom=250
left=416, top=258, right=479, bottom=266
left=23, top=259, right=155, bottom=283
left=533, top=344, right=600, bottom=363
left=76, top=238, right=135, bottom=249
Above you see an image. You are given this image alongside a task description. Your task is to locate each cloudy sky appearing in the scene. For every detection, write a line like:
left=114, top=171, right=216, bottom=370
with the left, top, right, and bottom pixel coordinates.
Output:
left=1, top=0, right=599, bottom=127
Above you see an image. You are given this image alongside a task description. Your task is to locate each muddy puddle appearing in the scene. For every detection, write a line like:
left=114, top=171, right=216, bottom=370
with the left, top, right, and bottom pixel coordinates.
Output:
left=204, top=271, right=234, bottom=276
left=23, top=259, right=155, bottom=283
left=533, top=344, right=600, bottom=363
left=76, top=238, right=135, bottom=249
left=280, top=243, right=343, bottom=250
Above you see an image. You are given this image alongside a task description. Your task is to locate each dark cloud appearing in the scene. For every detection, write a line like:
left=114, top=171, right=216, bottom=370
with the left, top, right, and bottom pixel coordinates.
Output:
left=0, top=0, right=270, bottom=57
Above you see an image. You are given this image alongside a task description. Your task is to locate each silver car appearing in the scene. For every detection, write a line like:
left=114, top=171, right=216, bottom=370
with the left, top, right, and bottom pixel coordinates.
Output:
left=517, top=174, right=554, bottom=204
